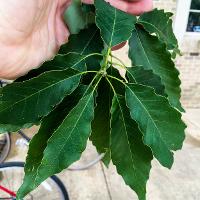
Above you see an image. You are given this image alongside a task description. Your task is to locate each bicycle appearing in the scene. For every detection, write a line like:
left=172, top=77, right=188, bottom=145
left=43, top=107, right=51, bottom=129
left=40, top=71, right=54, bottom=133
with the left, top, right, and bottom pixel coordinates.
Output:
left=0, top=162, right=69, bottom=200
left=0, top=130, right=70, bottom=199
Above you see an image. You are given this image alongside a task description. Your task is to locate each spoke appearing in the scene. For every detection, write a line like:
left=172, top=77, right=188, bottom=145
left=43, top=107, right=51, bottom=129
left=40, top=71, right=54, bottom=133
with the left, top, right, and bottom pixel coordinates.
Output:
left=4, top=171, right=11, bottom=191
left=11, top=170, right=13, bottom=194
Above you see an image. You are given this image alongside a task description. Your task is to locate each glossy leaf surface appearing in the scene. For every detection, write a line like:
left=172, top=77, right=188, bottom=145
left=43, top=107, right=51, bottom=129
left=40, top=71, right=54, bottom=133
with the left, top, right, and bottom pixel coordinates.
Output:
left=16, top=53, right=87, bottom=82
left=111, top=94, right=152, bottom=200
left=95, top=0, right=136, bottom=47
left=127, top=66, right=165, bottom=96
left=129, top=28, right=183, bottom=111
left=59, top=25, right=103, bottom=55
left=126, top=84, right=186, bottom=168
left=0, top=68, right=81, bottom=131
left=90, top=78, right=113, bottom=166
left=138, top=9, right=179, bottom=53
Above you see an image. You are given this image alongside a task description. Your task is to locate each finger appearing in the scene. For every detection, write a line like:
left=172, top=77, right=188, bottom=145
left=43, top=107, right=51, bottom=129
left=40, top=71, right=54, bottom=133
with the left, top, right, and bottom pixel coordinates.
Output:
left=111, top=42, right=126, bottom=51
left=106, top=0, right=153, bottom=15
left=82, top=0, right=153, bottom=15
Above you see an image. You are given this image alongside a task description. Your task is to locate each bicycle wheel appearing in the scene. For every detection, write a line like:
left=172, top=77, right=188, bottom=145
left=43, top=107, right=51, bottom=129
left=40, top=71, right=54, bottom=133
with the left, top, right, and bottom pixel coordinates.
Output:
left=0, top=133, right=11, bottom=163
left=0, top=162, right=69, bottom=200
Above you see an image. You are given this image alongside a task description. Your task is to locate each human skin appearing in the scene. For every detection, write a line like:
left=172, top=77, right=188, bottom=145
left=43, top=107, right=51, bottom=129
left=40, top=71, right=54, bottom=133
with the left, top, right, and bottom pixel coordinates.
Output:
left=83, top=0, right=153, bottom=15
left=0, top=0, right=153, bottom=80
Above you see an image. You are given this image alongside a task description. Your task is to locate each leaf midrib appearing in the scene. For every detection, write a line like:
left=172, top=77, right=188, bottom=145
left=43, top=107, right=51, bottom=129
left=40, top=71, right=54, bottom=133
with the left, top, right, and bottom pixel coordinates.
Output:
left=115, top=95, right=137, bottom=173
left=109, top=8, right=117, bottom=47
left=134, top=30, right=152, bottom=68
left=81, top=29, right=98, bottom=54
left=52, top=92, right=94, bottom=162
left=132, top=30, right=180, bottom=97
left=56, top=53, right=87, bottom=69
left=33, top=91, right=94, bottom=186
left=113, top=94, right=147, bottom=189
left=126, top=85, right=169, bottom=150
left=34, top=74, right=102, bottom=184
left=137, top=20, right=169, bottom=43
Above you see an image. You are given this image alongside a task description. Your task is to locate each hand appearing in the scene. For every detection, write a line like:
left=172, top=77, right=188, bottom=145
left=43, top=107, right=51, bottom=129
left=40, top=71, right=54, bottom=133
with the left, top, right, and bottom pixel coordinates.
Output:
left=0, top=0, right=152, bottom=80
left=0, top=0, right=71, bottom=79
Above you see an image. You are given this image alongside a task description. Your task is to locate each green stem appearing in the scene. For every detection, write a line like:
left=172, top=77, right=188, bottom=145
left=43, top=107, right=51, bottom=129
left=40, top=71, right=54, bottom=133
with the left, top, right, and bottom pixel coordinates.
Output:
left=103, top=48, right=111, bottom=70
left=57, top=52, right=103, bottom=58
left=77, top=70, right=99, bottom=77
left=107, top=62, right=137, bottom=83
left=107, top=74, right=126, bottom=86
left=82, top=70, right=99, bottom=74
left=87, top=53, right=104, bottom=57
left=106, top=77, right=117, bottom=95
left=93, top=76, right=103, bottom=91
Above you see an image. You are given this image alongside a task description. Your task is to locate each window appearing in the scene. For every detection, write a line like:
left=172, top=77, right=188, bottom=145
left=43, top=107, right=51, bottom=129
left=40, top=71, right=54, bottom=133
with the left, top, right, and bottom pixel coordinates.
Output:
left=186, top=0, right=200, bottom=32
left=174, top=0, right=200, bottom=43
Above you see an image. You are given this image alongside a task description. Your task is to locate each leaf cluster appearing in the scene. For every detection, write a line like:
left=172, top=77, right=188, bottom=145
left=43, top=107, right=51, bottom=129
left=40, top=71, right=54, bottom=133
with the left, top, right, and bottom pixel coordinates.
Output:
left=0, top=1, right=186, bottom=199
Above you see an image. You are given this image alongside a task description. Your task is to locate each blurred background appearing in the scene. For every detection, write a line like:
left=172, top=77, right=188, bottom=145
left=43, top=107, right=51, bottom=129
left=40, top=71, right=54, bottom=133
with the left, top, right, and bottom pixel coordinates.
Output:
left=1, top=0, right=200, bottom=200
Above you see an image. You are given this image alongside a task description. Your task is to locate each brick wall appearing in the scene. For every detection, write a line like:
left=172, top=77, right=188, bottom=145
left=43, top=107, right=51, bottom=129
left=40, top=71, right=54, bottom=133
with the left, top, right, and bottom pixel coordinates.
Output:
left=154, top=0, right=200, bottom=109
left=153, top=0, right=176, bottom=12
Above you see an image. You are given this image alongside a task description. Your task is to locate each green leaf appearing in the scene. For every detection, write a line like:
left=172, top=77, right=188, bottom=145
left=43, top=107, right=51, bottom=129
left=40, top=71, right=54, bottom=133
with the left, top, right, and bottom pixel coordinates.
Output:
left=64, top=1, right=95, bottom=34
left=0, top=68, right=82, bottom=131
left=95, top=0, right=136, bottom=47
left=125, top=83, right=186, bottom=168
left=127, top=66, right=165, bottom=96
left=16, top=53, right=87, bottom=82
left=17, top=85, right=89, bottom=198
left=39, top=53, right=85, bottom=71
left=107, top=67, right=125, bottom=95
left=138, top=9, right=180, bottom=54
left=129, top=28, right=183, bottom=111
left=29, top=89, right=95, bottom=188
left=90, top=78, right=113, bottom=166
left=59, top=25, right=103, bottom=55
left=59, top=24, right=104, bottom=71
left=111, top=94, right=152, bottom=200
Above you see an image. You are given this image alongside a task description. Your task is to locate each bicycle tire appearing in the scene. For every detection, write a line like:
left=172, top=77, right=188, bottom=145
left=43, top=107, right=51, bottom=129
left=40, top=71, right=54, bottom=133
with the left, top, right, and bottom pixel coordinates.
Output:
left=0, top=162, right=69, bottom=200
